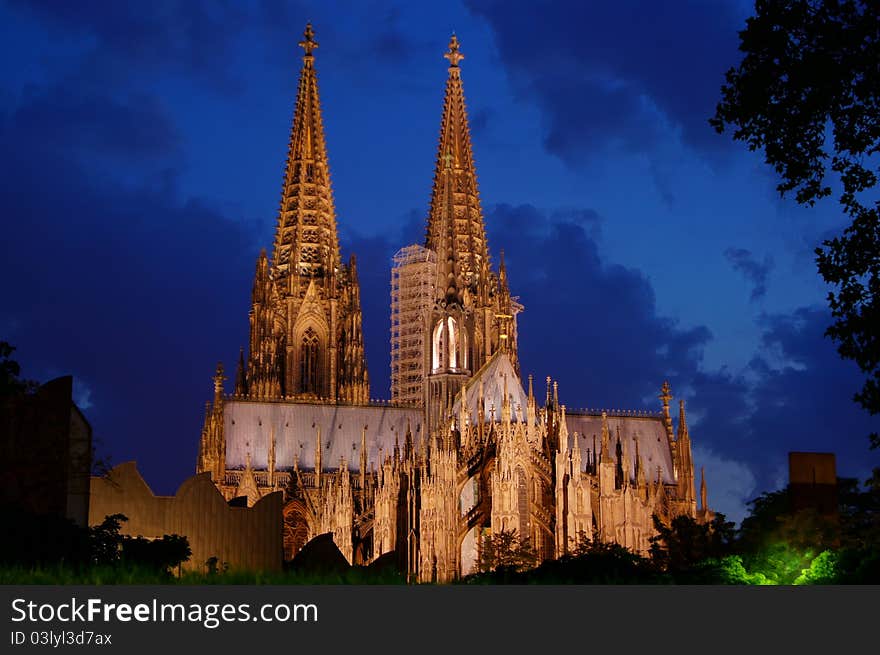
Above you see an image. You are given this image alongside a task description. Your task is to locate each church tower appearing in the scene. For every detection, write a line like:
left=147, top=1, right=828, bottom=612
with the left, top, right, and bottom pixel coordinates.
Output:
left=243, top=24, right=369, bottom=403
left=410, top=35, right=522, bottom=431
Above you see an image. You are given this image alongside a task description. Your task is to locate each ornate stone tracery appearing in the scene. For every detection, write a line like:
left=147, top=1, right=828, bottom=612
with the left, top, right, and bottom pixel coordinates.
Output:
left=196, top=28, right=713, bottom=582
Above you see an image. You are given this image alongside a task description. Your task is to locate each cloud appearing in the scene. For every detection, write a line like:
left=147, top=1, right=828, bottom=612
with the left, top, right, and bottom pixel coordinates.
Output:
left=693, top=445, right=757, bottom=525
left=73, top=379, right=93, bottom=411
left=7, top=0, right=248, bottom=89
left=724, top=247, right=774, bottom=301
left=486, top=203, right=713, bottom=410
left=466, top=0, right=746, bottom=163
left=370, top=7, right=422, bottom=63
left=339, top=209, right=425, bottom=397
left=469, top=107, right=494, bottom=138
left=481, top=203, right=877, bottom=496
left=0, top=72, right=261, bottom=495
left=12, top=83, right=180, bottom=161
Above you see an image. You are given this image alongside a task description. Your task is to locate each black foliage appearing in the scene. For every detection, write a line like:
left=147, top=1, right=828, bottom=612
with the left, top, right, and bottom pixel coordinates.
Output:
left=89, top=513, right=191, bottom=575
left=0, top=341, right=36, bottom=398
left=465, top=536, right=664, bottom=585
left=712, top=0, right=880, bottom=450
left=0, top=505, right=90, bottom=568
left=649, top=513, right=736, bottom=573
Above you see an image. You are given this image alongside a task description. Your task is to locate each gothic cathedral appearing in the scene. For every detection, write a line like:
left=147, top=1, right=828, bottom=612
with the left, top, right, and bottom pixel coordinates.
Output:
left=197, top=25, right=712, bottom=582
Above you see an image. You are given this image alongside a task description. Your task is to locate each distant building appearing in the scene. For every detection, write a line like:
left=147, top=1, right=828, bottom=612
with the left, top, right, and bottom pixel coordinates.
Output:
left=789, top=452, right=838, bottom=517
left=197, top=26, right=712, bottom=582
left=0, top=376, right=92, bottom=526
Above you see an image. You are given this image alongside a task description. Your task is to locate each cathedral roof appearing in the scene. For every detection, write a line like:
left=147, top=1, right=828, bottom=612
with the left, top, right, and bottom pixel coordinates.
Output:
left=564, top=413, right=676, bottom=484
left=224, top=400, right=423, bottom=472
left=453, top=351, right=529, bottom=423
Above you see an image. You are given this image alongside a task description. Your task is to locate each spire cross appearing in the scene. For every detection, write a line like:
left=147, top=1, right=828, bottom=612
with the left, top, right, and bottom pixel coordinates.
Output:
left=299, top=23, right=318, bottom=58
left=444, top=34, right=464, bottom=67
left=660, top=380, right=672, bottom=406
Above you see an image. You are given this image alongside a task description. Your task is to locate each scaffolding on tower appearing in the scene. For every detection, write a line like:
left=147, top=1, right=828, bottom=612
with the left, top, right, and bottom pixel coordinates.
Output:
left=390, top=245, right=437, bottom=406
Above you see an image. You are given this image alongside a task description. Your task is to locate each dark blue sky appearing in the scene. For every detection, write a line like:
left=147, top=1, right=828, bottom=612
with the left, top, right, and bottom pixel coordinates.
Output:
left=1, top=0, right=876, bottom=523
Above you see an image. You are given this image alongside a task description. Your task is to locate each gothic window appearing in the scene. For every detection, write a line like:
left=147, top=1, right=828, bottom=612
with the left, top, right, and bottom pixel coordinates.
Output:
left=460, top=326, right=468, bottom=370
left=447, top=316, right=458, bottom=369
left=300, top=327, right=321, bottom=395
left=433, top=316, right=468, bottom=372
left=432, top=320, right=446, bottom=372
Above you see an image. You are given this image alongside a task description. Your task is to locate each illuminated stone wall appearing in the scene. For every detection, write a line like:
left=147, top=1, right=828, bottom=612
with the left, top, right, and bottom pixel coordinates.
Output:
left=89, top=462, right=283, bottom=572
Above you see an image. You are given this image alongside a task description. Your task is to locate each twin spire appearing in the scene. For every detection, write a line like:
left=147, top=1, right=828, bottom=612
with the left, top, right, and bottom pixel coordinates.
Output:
left=272, top=23, right=340, bottom=294
left=274, top=27, right=486, bottom=304
left=427, top=34, right=490, bottom=305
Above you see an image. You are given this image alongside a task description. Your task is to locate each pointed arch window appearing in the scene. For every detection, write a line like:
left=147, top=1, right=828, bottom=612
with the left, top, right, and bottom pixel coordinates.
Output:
left=300, top=327, right=321, bottom=395
left=432, top=320, right=446, bottom=372
left=433, top=316, right=468, bottom=373
left=447, top=316, right=458, bottom=369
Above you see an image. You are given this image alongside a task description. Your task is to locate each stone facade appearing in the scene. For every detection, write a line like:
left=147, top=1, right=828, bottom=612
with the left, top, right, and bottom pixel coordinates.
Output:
left=197, top=26, right=712, bottom=582
left=90, top=462, right=283, bottom=573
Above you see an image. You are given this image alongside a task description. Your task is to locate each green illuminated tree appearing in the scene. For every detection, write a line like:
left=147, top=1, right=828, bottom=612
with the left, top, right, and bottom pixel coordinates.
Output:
left=711, top=0, right=880, bottom=450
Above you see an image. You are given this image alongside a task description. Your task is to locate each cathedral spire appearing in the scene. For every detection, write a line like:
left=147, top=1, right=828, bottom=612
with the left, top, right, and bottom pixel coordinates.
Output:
left=700, top=466, right=708, bottom=512
left=600, top=412, right=613, bottom=463
left=426, top=34, right=490, bottom=303
left=213, top=362, right=225, bottom=405
left=272, top=23, right=341, bottom=294
left=677, top=399, right=696, bottom=510
left=234, top=347, right=246, bottom=396
left=677, top=398, right=689, bottom=441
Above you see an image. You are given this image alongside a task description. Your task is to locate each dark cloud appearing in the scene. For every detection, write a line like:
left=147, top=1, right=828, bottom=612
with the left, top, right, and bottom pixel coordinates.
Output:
left=466, top=0, right=745, bottom=163
left=745, top=308, right=877, bottom=478
left=7, top=0, right=248, bottom=91
left=469, top=106, right=494, bottom=138
left=370, top=7, right=421, bottom=62
left=12, top=83, right=180, bottom=161
left=340, top=209, right=424, bottom=398
left=487, top=203, right=711, bottom=407
left=0, top=71, right=260, bottom=496
left=724, top=247, right=774, bottom=301
left=481, top=204, right=877, bottom=520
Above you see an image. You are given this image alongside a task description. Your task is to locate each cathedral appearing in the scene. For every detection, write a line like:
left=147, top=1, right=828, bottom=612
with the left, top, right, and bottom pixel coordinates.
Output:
left=196, top=25, right=711, bottom=582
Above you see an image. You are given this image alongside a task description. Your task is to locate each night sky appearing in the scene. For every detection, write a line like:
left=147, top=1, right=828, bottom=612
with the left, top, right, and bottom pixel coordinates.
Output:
left=2, top=1, right=877, bottom=524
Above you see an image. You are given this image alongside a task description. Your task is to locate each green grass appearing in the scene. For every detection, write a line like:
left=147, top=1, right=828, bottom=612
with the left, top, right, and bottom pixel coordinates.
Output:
left=0, top=564, right=408, bottom=585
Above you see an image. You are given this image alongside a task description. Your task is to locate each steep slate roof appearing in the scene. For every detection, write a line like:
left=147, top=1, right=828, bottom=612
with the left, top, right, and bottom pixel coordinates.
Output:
left=224, top=400, right=423, bottom=472
left=452, top=351, right=529, bottom=423
left=564, top=413, right=676, bottom=484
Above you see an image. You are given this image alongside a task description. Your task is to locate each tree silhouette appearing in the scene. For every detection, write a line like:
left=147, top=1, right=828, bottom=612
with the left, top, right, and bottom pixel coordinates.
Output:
left=478, top=528, right=537, bottom=573
left=0, top=341, right=36, bottom=397
left=711, top=0, right=880, bottom=451
left=649, top=513, right=736, bottom=573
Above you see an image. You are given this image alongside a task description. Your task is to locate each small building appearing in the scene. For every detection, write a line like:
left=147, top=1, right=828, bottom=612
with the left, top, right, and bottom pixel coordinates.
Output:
left=0, top=376, right=92, bottom=527
left=788, top=452, right=838, bottom=517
